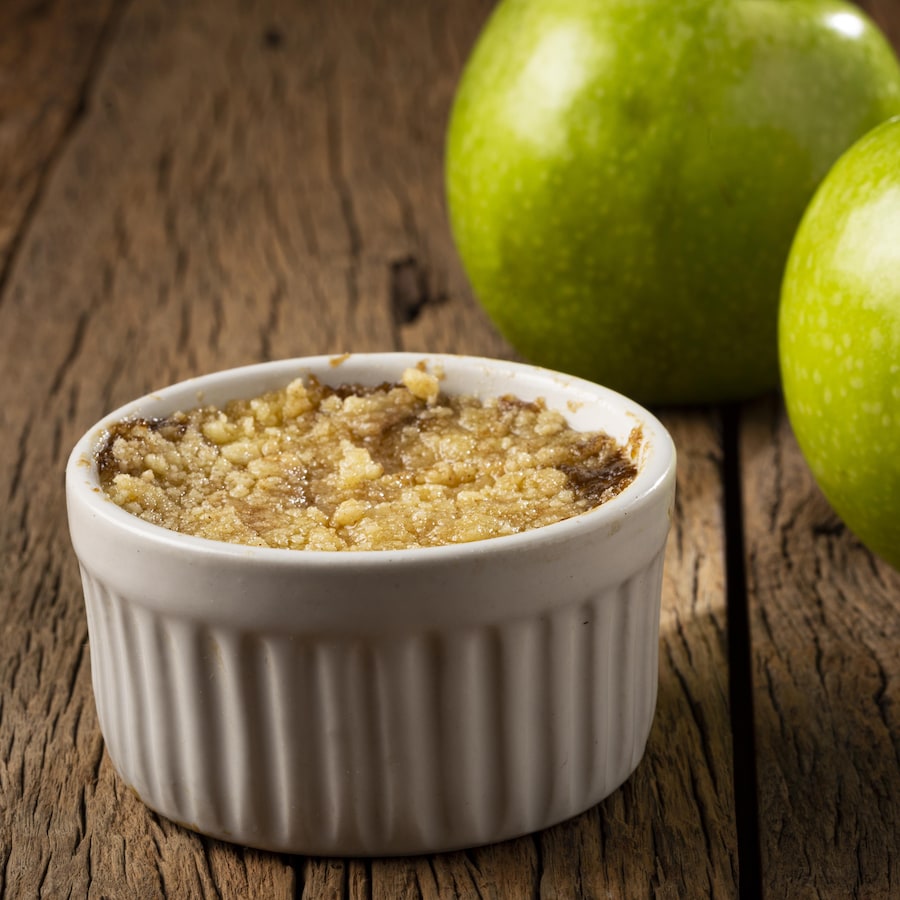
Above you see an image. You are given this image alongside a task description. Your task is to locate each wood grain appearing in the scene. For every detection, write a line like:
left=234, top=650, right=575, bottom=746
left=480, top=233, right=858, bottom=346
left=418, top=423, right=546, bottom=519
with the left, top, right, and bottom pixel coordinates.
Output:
left=0, top=0, right=124, bottom=279
left=0, top=2, right=130, bottom=897
left=741, top=399, right=900, bottom=900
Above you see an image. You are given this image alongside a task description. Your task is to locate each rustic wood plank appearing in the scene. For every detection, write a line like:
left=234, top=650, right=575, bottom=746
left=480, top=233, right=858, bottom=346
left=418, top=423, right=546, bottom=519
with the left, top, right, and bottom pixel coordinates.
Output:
left=741, top=398, right=900, bottom=898
left=0, top=4, right=138, bottom=897
left=0, top=0, right=124, bottom=276
left=2, top=0, right=738, bottom=896
left=0, top=0, right=312, bottom=895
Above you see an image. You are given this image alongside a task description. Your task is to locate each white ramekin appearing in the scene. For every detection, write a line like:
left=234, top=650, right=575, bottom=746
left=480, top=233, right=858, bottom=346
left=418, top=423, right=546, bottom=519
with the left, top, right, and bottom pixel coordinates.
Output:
left=65, top=353, right=676, bottom=856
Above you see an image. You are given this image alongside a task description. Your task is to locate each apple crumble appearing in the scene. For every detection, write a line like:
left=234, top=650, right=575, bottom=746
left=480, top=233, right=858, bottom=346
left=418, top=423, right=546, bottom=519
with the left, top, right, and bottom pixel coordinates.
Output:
left=96, top=367, right=638, bottom=550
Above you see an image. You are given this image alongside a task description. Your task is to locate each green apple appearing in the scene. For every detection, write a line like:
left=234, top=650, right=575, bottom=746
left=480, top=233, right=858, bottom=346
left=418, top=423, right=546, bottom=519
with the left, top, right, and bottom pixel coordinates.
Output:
left=780, top=116, right=900, bottom=570
left=446, top=0, right=900, bottom=404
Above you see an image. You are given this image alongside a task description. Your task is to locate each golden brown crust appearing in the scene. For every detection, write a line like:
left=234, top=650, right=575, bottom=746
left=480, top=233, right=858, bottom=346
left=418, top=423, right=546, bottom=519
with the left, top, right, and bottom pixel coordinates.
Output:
left=97, top=369, right=637, bottom=551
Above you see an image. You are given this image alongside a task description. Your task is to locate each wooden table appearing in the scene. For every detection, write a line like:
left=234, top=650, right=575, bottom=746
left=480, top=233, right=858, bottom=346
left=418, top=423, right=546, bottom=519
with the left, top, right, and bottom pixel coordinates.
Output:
left=2, top=1, right=898, bottom=897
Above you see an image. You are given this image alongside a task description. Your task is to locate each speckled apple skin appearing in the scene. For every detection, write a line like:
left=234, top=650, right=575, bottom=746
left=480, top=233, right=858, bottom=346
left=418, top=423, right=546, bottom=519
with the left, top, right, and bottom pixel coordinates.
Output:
left=446, top=0, right=900, bottom=405
left=780, top=117, right=900, bottom=571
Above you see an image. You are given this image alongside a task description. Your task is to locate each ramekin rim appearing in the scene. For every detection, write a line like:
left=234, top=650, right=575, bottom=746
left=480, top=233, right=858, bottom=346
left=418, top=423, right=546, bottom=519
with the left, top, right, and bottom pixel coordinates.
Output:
left=65, top=352, right=676, bottom=566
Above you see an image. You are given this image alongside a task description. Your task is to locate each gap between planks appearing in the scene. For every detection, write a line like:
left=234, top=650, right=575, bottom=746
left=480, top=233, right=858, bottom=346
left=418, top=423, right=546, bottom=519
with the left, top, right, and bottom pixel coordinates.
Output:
left=722, top=405, right=763, bottom=900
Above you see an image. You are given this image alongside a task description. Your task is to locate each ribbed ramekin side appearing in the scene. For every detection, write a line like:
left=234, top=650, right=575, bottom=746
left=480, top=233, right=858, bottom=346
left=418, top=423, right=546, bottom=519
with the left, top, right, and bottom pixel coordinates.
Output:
left=81, top=566, right=225, bottom=831
left=79, top=568, right=418, bottom=851
left=80, top=568, right=120, bottom=769
left=590, top=549, right=665, bottom=801
left=81, top=567, right=160, bottom=806
left=78, top=549, right=665, bottom=856
left=370, top=548, right=667, bottom=851
left=492, top=547, right=665, bottom=839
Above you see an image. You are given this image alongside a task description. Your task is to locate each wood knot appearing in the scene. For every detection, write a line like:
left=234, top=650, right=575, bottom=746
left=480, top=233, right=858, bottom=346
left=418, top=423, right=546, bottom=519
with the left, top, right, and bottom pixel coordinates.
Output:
left=262, top=27, right=283, bottom=49
left=389, top=256, right=442, bottom=326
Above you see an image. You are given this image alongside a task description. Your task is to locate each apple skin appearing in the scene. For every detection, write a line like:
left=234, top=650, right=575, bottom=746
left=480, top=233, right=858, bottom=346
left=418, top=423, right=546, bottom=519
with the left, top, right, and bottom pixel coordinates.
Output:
left=780, top=117, right=900, bottom=571
left=446, top=0, right=900, bottom=404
